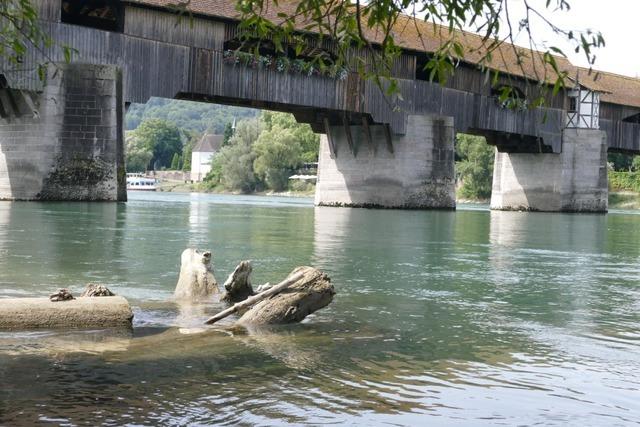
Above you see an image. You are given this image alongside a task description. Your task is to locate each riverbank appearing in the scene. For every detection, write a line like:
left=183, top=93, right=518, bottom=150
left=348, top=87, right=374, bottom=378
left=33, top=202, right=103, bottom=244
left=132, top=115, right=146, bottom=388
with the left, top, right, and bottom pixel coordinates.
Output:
left=156, top=179, right=640, bottom=209
left=156, top=179, right=316, bottom=197
left=609, top=191, right=640, bottom=209
left=457, top=192, right=640, bottom=210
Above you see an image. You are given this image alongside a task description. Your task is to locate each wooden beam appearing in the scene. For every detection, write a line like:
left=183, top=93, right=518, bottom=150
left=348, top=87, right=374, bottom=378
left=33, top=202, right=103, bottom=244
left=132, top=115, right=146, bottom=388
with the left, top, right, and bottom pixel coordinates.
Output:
left=0, top=91, right=13, bottom=121
left=18, top=91, right=38, bottom=118
left=323, top=117, right=337, bottom=158
left=362, top=115, right=376, bottom=155
left=383, top=124, right=394, bottom=154
left=5, top=89, right=20, bottom=116
left=0, top=95, right=8, bottom=119
left=342, top=112, right=356, bottom=156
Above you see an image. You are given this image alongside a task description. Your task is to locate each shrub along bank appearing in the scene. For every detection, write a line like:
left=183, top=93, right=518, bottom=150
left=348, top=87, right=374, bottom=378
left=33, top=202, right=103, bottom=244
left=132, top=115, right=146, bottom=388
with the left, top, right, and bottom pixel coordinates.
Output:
left=609, top=171, right=640, bottom=193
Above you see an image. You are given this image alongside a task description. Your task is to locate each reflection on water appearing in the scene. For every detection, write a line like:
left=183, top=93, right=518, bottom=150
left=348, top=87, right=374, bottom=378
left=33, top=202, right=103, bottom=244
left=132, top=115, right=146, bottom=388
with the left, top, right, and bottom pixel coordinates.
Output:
left=1, top=193, right=639, bottom=426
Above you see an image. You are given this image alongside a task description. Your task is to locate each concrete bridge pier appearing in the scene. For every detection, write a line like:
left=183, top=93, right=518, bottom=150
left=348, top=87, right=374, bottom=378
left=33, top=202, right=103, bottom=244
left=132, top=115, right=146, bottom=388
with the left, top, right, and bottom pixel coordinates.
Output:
left=315, top=114, right=456, bottom=209
left=0, top=63, right=126, bottom=201
left=490, top=129, right=608, bottom=212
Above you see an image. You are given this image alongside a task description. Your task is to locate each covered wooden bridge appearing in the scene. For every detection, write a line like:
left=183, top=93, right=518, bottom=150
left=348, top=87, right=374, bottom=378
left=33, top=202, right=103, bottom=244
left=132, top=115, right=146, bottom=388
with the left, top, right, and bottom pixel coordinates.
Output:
left=0, top=0, right=639, bottom=211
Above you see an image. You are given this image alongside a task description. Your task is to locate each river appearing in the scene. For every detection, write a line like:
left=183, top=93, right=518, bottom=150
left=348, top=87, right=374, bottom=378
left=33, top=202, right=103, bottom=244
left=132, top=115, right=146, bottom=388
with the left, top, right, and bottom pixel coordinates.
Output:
left=1, top=192, right=639, bottom=426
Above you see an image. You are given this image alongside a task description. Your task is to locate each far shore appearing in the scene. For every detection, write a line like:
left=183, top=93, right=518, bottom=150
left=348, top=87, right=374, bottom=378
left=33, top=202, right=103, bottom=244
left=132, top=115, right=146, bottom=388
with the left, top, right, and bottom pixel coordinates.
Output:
left=155, top=179, right=315, bottom=198
left=152, top=179, right=640, bottom=209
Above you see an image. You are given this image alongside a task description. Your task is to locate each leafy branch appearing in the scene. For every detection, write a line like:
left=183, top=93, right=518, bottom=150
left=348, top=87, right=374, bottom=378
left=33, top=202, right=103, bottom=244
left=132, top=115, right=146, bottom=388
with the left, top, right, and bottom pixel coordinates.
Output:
left=233, top=0, right=605, bottom=108
left=0, top=0, right=76, bottom=84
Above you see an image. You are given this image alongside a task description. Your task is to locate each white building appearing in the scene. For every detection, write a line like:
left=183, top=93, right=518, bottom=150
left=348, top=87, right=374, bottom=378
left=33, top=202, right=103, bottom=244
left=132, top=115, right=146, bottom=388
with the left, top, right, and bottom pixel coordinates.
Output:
left=191, top=134, right=223, bottom=182
left=566, top=72, right=606, bottom=130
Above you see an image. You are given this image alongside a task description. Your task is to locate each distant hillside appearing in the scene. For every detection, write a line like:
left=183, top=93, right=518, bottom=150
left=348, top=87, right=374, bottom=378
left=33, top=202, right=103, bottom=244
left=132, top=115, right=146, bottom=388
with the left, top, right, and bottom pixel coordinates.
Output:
left=125, top=98, right=259, bottom=134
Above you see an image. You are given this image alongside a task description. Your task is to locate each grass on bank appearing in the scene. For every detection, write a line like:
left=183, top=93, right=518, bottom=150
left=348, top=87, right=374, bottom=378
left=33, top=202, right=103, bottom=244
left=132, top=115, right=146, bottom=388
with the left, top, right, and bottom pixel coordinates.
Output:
left=156, top=178, right=316, bottom=197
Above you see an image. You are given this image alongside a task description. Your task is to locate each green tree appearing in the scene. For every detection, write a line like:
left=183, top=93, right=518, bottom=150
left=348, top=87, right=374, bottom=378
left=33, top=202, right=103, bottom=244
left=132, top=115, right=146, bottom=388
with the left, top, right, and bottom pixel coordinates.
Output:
left=132, top=119, right=182, bottom=170
left=124, top=98, right=258, bottom=133
left=261, top=111, right=319, bottom=162
left=608, top=153, right=635, bottom=171
left=125, top=132, right=153, bottom=173
left=634, top=156, right=640, bottom=172
left=211, top=119, right=263, bottom=192
left=253, top=128, right=303, bottom=191
left=170, top=153, right=181, bottom=170
left=455, top=134, right=494, bottom=200
left=222, top=122, right=234, bottom=146
left=181, top=131, right=199, bottom=172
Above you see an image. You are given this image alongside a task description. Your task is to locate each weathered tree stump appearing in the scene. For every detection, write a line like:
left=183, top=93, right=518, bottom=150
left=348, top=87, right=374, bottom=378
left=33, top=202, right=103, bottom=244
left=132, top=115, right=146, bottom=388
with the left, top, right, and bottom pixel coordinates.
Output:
left=174, top=248, right=218, bottom=301
left=221, top=261, right=254, bottom=303
left=237, top=266, right=335, bottom=325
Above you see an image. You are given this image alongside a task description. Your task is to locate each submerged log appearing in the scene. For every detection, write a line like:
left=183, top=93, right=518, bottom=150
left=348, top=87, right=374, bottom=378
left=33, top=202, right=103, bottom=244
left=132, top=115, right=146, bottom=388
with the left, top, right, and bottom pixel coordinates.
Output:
left=221, top=261, right=254, bottom=303
left=238, top=267, right=335, bottom=325
left=0, top=296, right=133, bottom=330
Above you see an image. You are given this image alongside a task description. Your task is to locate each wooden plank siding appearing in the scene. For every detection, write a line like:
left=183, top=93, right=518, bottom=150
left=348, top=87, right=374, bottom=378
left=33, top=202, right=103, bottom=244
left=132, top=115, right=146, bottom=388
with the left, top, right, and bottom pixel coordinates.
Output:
left=124, top=6, right=225, bottom=51
left=601, top=119, right=640, bottom=153
left=2, top=0, right=637, bottom=153
left=600, top=102, right=640, bottom=122
left=34, top=0, right=61, bottom=22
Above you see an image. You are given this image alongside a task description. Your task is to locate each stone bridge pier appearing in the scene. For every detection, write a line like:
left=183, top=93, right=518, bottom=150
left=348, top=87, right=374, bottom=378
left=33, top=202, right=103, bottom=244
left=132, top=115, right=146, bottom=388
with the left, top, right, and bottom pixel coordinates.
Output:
left=0, top=63, right=126, bottom=201
left=315, top=115, right=456, bottom=209
left=491, top=129, right=608, bottom=212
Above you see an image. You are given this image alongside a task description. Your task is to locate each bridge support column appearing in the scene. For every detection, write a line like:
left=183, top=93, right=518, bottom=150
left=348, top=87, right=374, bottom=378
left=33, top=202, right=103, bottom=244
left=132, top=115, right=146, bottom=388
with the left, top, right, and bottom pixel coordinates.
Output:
left=315, top=115, right=455, bottom=209
left=0, top=63, right=126, bottom=201
left=490, top=129, right=608, bottom=212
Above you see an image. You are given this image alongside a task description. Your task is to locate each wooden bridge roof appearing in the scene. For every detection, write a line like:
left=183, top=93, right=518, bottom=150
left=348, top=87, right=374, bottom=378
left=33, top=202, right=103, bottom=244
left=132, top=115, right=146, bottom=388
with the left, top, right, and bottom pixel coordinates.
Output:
left=126, top=0, right=637, bottom=107
left=578, top=68, right=640, bottom=108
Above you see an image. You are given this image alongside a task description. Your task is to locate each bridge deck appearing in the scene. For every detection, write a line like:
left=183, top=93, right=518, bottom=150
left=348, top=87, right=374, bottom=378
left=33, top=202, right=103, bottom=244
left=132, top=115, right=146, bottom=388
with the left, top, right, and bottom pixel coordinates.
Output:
left=1, top=0, right=638, bottom=154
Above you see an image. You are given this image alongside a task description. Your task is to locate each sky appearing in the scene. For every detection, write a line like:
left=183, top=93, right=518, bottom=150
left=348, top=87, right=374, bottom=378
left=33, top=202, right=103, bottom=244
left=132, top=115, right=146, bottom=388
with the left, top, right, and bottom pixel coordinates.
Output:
left=497, top=0, right=640, bottom=78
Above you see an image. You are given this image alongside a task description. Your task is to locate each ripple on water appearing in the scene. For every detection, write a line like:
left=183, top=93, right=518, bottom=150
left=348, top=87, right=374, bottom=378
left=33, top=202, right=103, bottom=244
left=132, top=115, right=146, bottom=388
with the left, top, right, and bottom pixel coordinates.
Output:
left=1, top=194, right=640, bottom=426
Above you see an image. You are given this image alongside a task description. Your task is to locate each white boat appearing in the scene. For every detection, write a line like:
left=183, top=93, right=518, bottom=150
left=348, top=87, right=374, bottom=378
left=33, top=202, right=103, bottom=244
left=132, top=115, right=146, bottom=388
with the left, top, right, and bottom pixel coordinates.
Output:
left=126, top=175, right=157, bottom=191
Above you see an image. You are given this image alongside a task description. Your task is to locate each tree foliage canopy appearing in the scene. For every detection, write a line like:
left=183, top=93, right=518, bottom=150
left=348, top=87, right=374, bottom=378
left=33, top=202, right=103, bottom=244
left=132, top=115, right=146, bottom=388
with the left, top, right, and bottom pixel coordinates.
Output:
left=253, top=128, right=303, bottom=191
left=125, top=132, right=153, bottom=173
left=236, top=0, right=604, bottom=103
left=455, top=133, right=494, bottom=200
left=205, top=111, right=318, bottom=192
left=130, top=119, right=183, bottom=170
left=212, top=119, right=263, bottom=192
left=0, top=0, right=75, bottom=81
left=125, top=98, right=258, bottom=134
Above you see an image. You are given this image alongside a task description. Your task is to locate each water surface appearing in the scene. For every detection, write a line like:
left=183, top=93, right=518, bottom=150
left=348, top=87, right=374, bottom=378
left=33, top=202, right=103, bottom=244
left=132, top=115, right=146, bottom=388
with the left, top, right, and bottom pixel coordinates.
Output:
left=1, top=192, right=639, bottom=426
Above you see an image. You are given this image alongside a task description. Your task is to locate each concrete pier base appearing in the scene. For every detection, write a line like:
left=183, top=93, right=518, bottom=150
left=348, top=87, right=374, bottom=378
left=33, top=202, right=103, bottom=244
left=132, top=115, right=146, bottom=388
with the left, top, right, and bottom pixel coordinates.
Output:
left=490, top=128, right=608, bottom=212
left=0, top=296, right=133, bottom=330
left=314, top=115, right=456, bottom=209
left=0, top=63, right=126, bottom=201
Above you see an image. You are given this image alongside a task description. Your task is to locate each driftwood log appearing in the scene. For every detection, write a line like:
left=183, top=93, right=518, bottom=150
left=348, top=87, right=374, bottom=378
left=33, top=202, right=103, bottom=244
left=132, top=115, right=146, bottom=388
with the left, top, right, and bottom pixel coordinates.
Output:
left=205, top=266, right=335, bottom=326
left=0, top=296, right=133, bottom=329
left=221, top=261, right=254, bottom=303
left=238, top=267, right=334, bottom=325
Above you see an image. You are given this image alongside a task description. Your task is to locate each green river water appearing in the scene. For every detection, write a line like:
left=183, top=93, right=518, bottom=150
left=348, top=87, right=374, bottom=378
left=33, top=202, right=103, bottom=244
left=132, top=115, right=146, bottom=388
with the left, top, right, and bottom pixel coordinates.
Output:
left=1, top=192, right=639, bottom=426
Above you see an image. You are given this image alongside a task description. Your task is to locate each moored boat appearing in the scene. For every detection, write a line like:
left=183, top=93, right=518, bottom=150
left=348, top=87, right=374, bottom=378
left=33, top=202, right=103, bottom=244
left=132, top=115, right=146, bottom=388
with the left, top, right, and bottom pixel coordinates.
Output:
left=126, top=174, right=157, bottom=191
